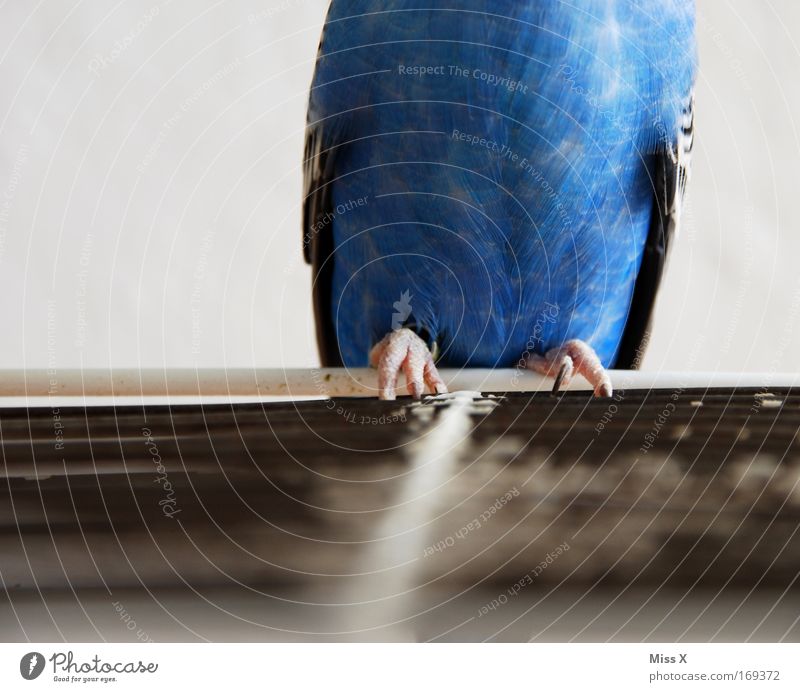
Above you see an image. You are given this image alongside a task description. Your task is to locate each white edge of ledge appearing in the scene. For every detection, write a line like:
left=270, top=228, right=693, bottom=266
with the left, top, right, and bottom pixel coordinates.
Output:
left=0, top=368, right=796, bottom=407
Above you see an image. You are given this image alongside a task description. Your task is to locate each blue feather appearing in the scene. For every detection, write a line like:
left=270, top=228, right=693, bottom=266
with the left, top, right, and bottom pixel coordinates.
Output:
left=307, top=0, right=697, bottom=368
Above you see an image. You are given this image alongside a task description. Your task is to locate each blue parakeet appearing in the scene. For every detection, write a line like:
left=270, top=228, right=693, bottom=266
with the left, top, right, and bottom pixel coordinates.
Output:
left=304, top=1, right=696, bottom=398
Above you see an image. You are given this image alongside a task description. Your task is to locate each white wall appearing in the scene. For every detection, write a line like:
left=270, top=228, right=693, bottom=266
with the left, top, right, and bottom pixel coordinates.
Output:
left=0, top=0, right=798, bottom=375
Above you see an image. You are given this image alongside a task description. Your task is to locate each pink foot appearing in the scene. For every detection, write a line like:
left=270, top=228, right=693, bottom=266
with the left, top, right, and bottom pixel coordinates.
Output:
left=369, top=328, right=448, bottom=401
left=527, top=339, right=613, bottom=397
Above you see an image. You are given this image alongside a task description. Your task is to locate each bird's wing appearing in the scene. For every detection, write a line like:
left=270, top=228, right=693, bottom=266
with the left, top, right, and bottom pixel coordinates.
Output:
left=303, top=107, right=343, bottom=366
left=614, top=92, right=695, bottom=369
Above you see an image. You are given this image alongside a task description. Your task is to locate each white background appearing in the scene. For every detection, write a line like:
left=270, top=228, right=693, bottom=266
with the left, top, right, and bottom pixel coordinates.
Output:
left=1, top=643, right=797, bottom=691
left=0, top=0, right=798, bottom=374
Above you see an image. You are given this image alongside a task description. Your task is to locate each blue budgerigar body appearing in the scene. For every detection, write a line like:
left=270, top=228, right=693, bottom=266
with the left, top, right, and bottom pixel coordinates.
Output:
left=305, top=1, right=697, bottom=370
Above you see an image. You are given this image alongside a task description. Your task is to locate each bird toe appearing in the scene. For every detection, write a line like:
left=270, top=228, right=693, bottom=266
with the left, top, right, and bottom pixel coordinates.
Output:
left=371, top=328, right=441, bottom=400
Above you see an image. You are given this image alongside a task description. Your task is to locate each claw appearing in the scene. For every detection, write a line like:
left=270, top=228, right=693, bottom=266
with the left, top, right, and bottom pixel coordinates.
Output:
left=369, top=328, right=448, bottom=400
left=551, top=360, right=571, bottom=395
left=528, top=339, right=612, bottom=398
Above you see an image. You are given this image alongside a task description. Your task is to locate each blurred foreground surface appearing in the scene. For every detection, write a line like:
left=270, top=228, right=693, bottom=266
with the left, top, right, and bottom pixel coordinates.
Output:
left=1, top=388, right=799, bottom=641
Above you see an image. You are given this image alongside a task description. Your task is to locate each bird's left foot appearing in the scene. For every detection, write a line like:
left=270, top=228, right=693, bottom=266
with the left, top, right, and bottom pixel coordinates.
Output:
left=369, top=328, right=448, bottom=401
left=526, top=339, right=613, bottom=397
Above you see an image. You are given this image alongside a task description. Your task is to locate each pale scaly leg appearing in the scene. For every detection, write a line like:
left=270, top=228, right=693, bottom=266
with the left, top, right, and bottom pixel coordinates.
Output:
left=527, top=339, right=613, bottom=397
left=369, top=328, right=448, bottom=401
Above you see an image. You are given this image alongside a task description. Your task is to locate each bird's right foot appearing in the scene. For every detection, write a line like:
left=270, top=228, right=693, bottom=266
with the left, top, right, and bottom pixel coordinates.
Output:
left=526, top=339, right=613, bottom=397
left=369, top=328, right=448, bottom=401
